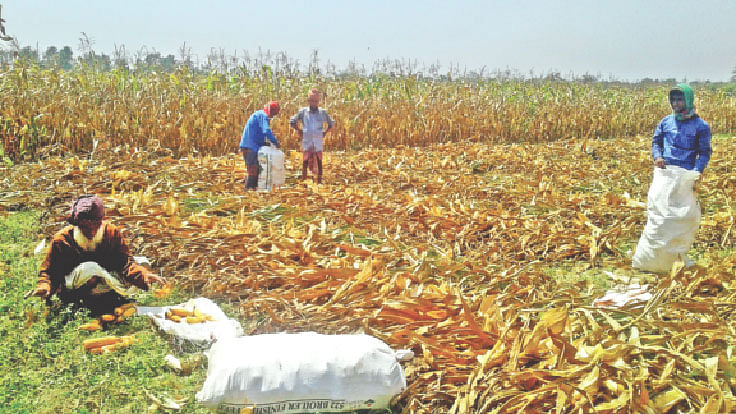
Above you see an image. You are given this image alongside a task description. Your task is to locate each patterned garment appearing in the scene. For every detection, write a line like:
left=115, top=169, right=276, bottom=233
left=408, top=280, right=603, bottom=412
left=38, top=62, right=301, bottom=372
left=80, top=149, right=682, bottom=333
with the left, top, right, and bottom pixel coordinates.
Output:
left=290, top=107, right=334, bottom=152
left=37, top=222, right=152, bottom=296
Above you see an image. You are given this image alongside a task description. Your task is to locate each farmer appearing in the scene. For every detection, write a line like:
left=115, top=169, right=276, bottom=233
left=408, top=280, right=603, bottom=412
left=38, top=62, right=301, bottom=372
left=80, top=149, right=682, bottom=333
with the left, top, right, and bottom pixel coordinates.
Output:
left=653, top=83, right=712, bottom=174
left=30, top=195, right=165, bottom=315
left=290, top=89, right=335, bottom=183
left=239, top=101, right=281, bottom=190
left=636, top=83, right=712, bottom=269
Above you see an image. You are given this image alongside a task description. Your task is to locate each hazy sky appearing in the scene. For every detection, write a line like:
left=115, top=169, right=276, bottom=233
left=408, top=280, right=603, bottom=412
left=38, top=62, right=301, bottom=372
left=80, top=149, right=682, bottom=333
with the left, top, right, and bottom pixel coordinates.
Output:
left=3, top=0, right=735, bottom=81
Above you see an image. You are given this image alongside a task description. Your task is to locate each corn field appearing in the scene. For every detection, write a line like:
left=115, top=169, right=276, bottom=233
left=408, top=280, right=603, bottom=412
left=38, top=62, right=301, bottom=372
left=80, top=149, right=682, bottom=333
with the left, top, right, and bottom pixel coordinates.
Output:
left=3, top=60, right=736, bottom=413
left=2, top=63, right=735, bottom=161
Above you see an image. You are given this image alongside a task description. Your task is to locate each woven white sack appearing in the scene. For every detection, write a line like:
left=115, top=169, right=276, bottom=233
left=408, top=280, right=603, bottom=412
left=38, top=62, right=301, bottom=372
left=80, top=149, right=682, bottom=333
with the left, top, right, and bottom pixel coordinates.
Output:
left=196, top=332, right=407, bottom=413
left=632, top=166, right=701, bottom=273
left=257, top=146, right=285, bottom=191
left=136, top=297, right=243, bottom=346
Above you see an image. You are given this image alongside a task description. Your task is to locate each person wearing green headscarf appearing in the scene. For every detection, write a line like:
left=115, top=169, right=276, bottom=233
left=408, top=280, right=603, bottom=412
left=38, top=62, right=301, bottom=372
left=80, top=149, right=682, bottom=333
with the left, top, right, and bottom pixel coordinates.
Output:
left=652, top=83, right=712, bottom=173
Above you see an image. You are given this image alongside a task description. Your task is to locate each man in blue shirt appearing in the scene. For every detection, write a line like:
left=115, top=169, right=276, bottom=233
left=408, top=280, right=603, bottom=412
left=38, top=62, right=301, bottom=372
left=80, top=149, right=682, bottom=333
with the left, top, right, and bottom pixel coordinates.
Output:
left=239, top=101, right=281, bottom=190
left=652, top=83, right=712, bottom=174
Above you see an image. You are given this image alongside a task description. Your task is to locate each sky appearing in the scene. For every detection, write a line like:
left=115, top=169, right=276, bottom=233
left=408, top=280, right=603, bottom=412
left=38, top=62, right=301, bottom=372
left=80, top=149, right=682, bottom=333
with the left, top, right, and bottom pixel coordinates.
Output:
left=2, top=0, right=736, bottom=82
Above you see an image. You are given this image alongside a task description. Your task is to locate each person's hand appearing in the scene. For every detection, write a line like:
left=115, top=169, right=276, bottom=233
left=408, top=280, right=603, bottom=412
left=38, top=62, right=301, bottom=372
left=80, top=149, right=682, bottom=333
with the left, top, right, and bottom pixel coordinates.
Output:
left=654, top=158, right=665, bottom=169
left=86, top=276, right=101, bottom=287
left=30, top=283, right=51, bottom=299
left=145, top=273, right=167, bottom=286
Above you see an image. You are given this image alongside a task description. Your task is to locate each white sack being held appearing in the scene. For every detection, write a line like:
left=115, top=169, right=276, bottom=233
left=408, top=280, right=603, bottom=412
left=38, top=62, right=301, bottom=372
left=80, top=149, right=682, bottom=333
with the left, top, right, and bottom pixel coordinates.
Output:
left=196, top=332, right=407, bottom=413
left=257, top=146, right=285, bottom=191
left=632, top=166, right=701, bottom=273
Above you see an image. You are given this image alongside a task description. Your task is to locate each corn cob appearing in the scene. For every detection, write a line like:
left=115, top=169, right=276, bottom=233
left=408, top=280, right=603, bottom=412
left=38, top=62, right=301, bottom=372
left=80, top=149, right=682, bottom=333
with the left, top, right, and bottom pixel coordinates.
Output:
left=79, top=320, right=101, bottom=331
left=83, top=336, right=122, bottom=350
left=186, top=316, right=206, bottom=324
left=169, top=307, right=192, bottom=317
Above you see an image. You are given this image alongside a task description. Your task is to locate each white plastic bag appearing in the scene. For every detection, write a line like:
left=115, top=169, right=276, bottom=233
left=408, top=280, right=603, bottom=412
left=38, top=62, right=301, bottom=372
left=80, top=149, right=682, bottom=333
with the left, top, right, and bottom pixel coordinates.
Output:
left=258, top=146, right=285, bottom=191
left=136, top=297, right=243, bottom=347
left=196, top=332, right=407, bottom=413
left=632, top=166, right=701, bottom=273
left=64, top=261, right=138, bottom=296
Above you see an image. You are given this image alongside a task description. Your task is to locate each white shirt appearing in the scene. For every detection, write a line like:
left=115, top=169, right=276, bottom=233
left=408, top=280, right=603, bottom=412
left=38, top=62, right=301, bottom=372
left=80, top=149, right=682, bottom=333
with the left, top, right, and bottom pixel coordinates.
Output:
left=290, top=107, right=335, bottom=151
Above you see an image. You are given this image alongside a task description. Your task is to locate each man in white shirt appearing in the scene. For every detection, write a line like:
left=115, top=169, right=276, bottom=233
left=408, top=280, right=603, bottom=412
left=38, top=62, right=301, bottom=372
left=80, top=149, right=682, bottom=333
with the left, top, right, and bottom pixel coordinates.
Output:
left=289, top=89, right=335, bottom=183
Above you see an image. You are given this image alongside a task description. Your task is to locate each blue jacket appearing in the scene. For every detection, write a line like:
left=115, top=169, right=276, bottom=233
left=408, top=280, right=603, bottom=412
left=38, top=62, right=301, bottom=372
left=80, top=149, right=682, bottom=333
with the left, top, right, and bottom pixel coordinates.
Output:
left=652, top=115, right=711, bottom=173
left=239, top=110, right=279, bottom=152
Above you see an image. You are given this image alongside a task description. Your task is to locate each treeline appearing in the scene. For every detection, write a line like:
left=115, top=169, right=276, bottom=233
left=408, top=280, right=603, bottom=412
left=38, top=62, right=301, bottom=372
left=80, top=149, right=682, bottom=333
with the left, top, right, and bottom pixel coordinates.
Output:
left=4, top=42, right=733, bottom=87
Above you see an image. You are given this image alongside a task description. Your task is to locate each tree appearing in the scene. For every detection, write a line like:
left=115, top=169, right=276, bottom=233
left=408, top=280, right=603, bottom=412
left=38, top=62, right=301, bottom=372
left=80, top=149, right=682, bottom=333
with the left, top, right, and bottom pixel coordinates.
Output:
left=145, top=51, right=161, bottom=67
left=42, top=46, right=59, bottom=67
left=18, top=45, right=38, bottom=62
left=1, top=3, right=14, bottom=41
left=59, top=46, right=74, bottom=70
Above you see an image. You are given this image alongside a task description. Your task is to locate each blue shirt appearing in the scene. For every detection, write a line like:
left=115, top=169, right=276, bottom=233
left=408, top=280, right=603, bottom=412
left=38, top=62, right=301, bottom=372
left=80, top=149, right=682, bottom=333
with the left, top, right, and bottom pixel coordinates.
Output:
left=652, top=115, right=711, bottom=173
left=239, top=110, right=279, bottom=152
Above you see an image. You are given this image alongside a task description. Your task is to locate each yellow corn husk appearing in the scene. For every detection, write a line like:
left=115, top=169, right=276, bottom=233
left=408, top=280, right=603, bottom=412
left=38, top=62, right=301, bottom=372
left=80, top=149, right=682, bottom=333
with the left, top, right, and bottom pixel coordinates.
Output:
left=100, top=343, right=123, bottom=354
left=120, top=335, right=136, bottom=345
left=115, top=315, right=125, bottom=323
left=186, top=316, right=206, bottom=324
left=83, top=336, right=122, bottom=350
left=79, top=322, right=101, bottom=331
left=205, top=315, right=216, bottom=322
left=169, top=314, right=181, bottom=323
left=169, top=308, right=192, bottom=317
left=89, top=347, right=104, bottom=354
left=193, top=309, right=203, bottom=318
left=123, top=307, right=136, bottom=317
left=114, top=302, right=136, bottom=316
left=101, top=314, right=115, bottom=322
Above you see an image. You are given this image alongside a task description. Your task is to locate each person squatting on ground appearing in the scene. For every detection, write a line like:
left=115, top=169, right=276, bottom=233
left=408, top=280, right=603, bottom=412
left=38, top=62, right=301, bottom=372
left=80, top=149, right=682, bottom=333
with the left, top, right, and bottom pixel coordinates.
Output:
left=652, top=83, right=712, bottom=175
left=239, top=101, right=281, bottom=190
left=30, top=195, right=165, bottom=315
left=290, top=89, right=335, bottom=183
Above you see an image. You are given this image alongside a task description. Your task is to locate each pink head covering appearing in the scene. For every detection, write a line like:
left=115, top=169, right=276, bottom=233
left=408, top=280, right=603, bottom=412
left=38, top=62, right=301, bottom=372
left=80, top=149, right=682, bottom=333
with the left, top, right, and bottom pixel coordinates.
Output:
left=68, top=195, right=105, bottom=225
left=263, top=101, right=280, bottom=117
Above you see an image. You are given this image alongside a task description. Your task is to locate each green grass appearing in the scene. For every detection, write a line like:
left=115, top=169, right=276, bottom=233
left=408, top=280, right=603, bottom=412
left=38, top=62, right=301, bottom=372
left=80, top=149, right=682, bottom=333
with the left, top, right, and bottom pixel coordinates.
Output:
left=248, top=203, right=292, bottom=222
left=180, top=197, right=222, bottom=216
left=0, top=210, right=391, bottom=414
left=0, top=210, right=214, bottom=414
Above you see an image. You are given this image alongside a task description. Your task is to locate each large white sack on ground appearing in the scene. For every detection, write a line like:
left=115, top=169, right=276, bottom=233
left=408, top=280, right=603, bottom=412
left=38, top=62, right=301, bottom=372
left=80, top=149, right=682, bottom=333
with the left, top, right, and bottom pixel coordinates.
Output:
left=196, top=332, right=407, bottom=413
left=258, top=146, right=285, bottom=191
left=632, top=166, right=701, bottom=273
left=137, top=297, right=243, bottom=347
